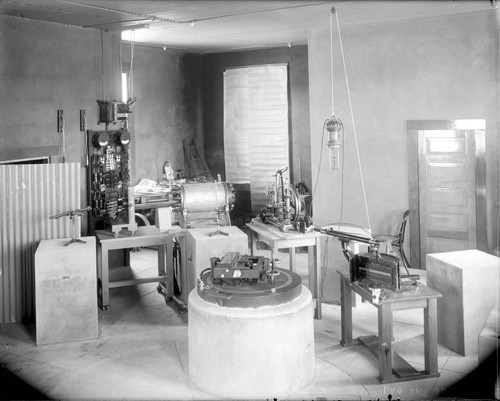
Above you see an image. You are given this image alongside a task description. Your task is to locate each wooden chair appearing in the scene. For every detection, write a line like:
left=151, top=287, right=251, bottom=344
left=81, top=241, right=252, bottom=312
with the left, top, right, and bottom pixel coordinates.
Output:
left=374, top=210, right=411, bottom=274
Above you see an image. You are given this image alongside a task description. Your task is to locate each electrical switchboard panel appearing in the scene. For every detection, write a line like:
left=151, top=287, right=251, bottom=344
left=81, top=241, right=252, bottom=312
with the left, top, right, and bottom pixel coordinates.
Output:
left=87, top=129, right=136, bottom=236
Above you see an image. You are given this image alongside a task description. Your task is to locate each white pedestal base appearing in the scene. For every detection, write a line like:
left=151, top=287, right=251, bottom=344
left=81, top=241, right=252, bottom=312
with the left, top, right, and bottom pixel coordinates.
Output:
left=35, top=237, right=98, bottom=345
left=182, top=226, right=248, bottom=304
left=427, top=249, right=499, bottom=355
left=188, top=286, right=315, bottom=399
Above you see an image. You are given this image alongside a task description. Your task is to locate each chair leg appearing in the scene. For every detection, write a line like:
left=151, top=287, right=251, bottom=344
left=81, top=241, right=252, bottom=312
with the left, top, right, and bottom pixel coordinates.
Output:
left=399, top=245, right=411, bottom=274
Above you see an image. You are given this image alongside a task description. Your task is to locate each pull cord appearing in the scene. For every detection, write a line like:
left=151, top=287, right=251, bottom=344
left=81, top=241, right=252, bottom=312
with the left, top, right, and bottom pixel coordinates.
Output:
left=332, top=8, right=371, bottom=232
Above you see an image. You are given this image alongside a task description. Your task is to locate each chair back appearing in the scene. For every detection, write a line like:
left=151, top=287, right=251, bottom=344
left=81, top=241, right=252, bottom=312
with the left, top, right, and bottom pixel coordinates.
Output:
left=398, top=209, right=410, bottom=244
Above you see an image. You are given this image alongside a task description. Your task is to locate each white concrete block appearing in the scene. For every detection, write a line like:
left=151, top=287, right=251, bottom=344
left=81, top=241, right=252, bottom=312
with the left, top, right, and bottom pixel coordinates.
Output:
left=181, top=226, right=248, bottom=304
left=35, top=237, right=98, bottom=345
left=479, top=304, right=499, bottom=365
left=426, top=249, right=499, bottom=355
left=188, top=286, right=315, bottom=399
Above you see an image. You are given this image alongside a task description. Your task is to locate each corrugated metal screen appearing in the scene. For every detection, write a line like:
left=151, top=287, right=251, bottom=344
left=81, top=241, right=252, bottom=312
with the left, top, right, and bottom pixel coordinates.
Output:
left=0, top=163, right=80, bottom=323
left=223, top=64, right=289, bottom=214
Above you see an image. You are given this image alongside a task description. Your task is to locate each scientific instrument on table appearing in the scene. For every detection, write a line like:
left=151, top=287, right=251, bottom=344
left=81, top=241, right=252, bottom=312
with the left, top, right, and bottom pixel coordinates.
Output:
left=176, top=176, right=235, bottom=229
left=259, top=167, right=312, bottom=232
left=197, top=252, right=302, bottom=307
left=316, top=223, right=419, bottom=302
left=49, top=207, right=91, bottom=247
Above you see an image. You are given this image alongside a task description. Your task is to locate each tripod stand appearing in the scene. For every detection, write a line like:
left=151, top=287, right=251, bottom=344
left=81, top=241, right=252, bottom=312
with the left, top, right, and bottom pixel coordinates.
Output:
left=49, top=207, right=91, bottom=247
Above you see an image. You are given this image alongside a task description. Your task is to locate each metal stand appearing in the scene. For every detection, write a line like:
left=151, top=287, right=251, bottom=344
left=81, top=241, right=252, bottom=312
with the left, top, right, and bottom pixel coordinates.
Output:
left=49, top=207, right=91, bottom=246
left=65, top=215, right=86, bottom=246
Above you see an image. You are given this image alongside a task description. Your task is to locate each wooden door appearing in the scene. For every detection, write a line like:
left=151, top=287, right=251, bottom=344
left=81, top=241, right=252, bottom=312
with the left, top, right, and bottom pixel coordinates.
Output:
left=407, top=120, right=486, bottom=269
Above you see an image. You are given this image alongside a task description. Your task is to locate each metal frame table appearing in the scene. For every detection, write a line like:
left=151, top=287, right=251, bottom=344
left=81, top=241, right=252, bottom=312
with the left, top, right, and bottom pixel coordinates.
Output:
left=247, top=219, right=324, bottom=319
left=95, top=226, right=185, bottom=309
left=338, top=270, right=442, bottom=383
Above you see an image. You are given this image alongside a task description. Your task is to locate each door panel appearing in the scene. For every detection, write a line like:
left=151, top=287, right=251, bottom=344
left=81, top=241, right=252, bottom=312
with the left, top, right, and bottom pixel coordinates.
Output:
left=428, top=237, right=469, bottom=253
left=418, top=129, right=476, bottom=263
left=427, top=187, right=468, bottom=207
left=427, top=212, right=468, bottom=233
left=407, top=120, right=486, bottom=269
left=426, top=162, right=468, bottom=182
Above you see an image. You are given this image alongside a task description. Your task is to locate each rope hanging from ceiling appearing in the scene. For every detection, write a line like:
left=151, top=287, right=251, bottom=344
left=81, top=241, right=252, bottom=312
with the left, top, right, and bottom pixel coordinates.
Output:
left=329, top=6, right=371, bottom=231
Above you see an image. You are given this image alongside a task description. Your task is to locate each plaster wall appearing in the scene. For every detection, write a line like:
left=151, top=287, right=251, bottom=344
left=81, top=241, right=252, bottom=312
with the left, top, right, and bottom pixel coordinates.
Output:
left=0, top=15, right=121, bottom=234
left=308, top=10, right=499, bottom=301
left=122, top=45, right=203, bottom=183
left=202, top=46, right=311, bottom=192
left=0, top=16, right=202, bottom=232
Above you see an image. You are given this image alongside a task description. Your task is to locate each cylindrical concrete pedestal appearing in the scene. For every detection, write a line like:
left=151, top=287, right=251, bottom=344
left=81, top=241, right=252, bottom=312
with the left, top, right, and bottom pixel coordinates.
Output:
left=188, top=286, right=315, bottom=399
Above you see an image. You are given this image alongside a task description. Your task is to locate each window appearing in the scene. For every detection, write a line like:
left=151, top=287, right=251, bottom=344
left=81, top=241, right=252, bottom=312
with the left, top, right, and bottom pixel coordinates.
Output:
left=121, top=72, right=128, bottom=103
left=223, top=64, right=289, bottom=213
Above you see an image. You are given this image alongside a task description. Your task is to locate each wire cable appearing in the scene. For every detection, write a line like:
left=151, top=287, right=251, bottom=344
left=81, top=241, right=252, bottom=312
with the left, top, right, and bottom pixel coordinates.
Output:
left=128, top=31, right=135, bottom=100
left=334, top=10, right=371, bottom=231
left=329, top=9, right=335, bottom=116
left=312, top=118, right=330, bottom=201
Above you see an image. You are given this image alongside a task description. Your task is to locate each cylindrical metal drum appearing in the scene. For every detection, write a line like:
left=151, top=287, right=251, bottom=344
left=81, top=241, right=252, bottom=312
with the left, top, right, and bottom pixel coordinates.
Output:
left=180, top=182, right=234, bottom=212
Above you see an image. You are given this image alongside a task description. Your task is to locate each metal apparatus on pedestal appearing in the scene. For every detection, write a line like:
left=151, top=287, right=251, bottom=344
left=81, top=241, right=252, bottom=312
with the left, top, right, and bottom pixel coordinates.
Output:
left=197, top=252, right=302, bottom=308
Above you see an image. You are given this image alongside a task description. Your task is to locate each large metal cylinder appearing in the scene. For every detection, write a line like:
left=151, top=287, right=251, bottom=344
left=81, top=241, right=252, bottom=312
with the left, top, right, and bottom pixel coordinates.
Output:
left=180, top=182, right=233, bottom=212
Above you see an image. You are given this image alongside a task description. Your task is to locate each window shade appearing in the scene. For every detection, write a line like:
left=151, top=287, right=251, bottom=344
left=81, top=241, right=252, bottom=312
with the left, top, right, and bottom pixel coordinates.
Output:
left=223, top=64, right=289, bottom=214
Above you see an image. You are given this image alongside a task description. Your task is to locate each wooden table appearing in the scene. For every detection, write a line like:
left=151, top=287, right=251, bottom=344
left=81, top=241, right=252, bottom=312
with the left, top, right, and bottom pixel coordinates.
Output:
left=95, top=226, right=185, bottom=309
left=247, top=219, right=324, bottom=319
left=338, top=270, right=442, bottom=383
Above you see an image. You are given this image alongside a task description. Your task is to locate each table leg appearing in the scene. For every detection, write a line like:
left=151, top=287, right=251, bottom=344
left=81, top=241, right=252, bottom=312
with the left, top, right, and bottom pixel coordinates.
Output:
left=157, top=243, right=168, bottom=295
left=378, top=304, right=393, bottom=382
left=164, top=239, right=174, bottom=299
left=271, top=247, right=278, bottom=267
left=158, top=244, right=165, bottom=276
left=424, top=297, right=439, bottom=376
left=249, top=230, right=255, bottom=256
left=289, top=246, right=296, bottom=272
left=124, top=248, right=130, bottom=267
left=96, top=242, right=102, bottom=304
left=101, top=245, right=110, bottom=309
left=340, top=276, right=353, bottom=346
left=308, top=238, right=322, bottom=319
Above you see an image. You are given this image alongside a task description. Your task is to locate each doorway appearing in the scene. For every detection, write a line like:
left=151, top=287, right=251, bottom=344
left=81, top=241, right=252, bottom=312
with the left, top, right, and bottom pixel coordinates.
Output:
left=407, top=120, right=486, bottom=269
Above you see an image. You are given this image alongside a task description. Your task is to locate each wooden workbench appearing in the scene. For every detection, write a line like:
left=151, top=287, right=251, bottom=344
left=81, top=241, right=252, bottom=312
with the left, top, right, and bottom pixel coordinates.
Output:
left=338, top=270, right=442, bottom=383
left=95, top=226, right=186, bottom=309
left=247, top=219, right=324, bottom=319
